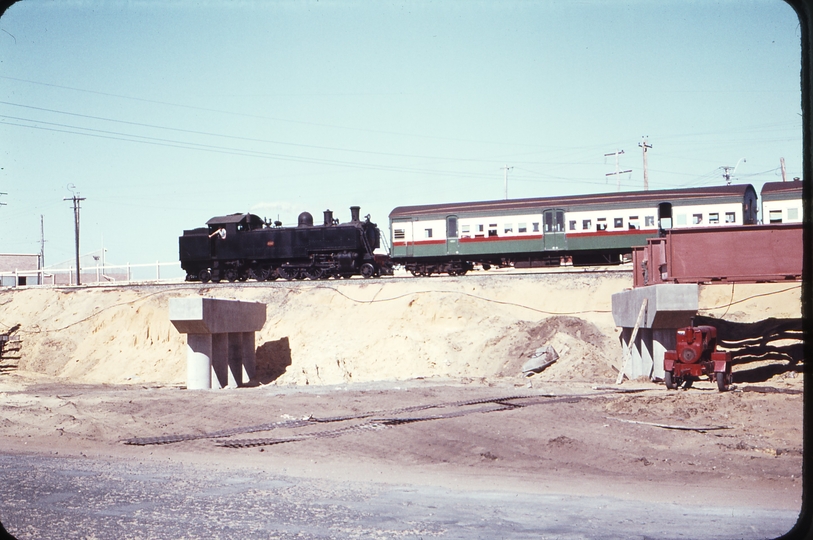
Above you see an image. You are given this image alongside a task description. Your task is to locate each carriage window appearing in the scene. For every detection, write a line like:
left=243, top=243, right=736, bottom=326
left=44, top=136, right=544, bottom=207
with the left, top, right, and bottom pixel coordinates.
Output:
left=628, top=216, right=639, bottom=230
left=596, top=218, right=607, bottom=231
left=461, top=224, right=470, bottom=238
left=569, top=220, right=577, bottom=231
left=488, top=224, right=498, bottom=237
left=532, top=222, right=540, bottom=232
left=478, top=224, right=484, bottom=232
left=504, top=224, right=513, bottom=234
left=725, top=212, right=736, bottom=223
left=709, top=213, right=719, bottom=224
left=394, top=229, right=405, bottom=239
left=788, top=208, right=799, bottom=220
left=769, top=210, right=783, bottom=224
left=614, top=218, right=623, bottom=228
left=582, top=219, right=591, bottom=230
left=518, top=223, right=527, bottom=233
left=645, top=216, right=655, bottom=227
left=692, top=214, right=703, bottom=225
left=676, top=214, right=687, bottom=226
left=425, top=228, right=433, bottom=238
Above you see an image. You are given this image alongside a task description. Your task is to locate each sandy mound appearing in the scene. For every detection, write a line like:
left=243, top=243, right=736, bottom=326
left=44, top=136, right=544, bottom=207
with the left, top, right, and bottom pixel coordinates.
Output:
left=0, top=272, right=801, bottom=387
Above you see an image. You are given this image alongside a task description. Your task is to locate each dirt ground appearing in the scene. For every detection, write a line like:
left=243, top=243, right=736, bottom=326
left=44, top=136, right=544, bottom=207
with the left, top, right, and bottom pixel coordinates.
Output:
left=0, top=269, right=805, bottom=535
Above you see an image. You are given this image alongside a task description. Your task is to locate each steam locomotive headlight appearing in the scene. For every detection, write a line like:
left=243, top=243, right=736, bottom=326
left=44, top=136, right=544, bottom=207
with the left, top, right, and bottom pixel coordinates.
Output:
left=680, top=347, right=697, bottom=363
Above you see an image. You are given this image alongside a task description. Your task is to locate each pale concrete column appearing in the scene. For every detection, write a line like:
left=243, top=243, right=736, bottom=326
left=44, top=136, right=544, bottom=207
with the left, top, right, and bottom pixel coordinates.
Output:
left=211, top=333, right=229, bottom=389
left=640, top=328, right=654, bottom=380
left=652, top=328, right=676, bottom=380
left=629, top=330, right=644, bottom=379
left=241, top=332, right=256, bottom=383
left=186, top=333, right=212, bottom=390
left=227, top=332, right=243, bottom=388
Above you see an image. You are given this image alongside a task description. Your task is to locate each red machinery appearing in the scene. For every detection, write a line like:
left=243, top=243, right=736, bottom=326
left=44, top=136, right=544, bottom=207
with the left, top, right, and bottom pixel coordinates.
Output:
left=663, top=325, right=732, bottom=392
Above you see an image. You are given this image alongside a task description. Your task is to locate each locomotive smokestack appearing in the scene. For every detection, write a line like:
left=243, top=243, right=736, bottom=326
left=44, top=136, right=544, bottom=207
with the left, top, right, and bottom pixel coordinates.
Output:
left=350, top=206, right=360, bottom=222
left=323, top=209, right=334, bottom=226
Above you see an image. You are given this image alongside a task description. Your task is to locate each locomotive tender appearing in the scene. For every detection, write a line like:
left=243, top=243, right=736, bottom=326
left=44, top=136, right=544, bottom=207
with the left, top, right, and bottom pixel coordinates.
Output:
left=180, top=206, right=391, bottom=282
left=389, top=184, right=759, bottom=275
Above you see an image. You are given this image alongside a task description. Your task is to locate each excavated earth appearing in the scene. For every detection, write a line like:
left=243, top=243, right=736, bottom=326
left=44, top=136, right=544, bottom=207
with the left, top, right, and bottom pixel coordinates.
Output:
left=0, top=268, right=805, bottom=538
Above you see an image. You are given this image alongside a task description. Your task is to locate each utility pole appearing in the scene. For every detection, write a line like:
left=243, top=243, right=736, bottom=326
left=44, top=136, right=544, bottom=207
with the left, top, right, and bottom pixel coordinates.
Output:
left=40, top=215, right=45, bottom=269
left=638, top=137, right=652, bottom=191
left=501, top=165, right=513, bottom=200
left=780, top=157, right=787, bottom=182
left=64, top=187, right=86, bottom=286
left=720, top=158, right=746, bottom=185
left=604, top=150, right=633, bottom=192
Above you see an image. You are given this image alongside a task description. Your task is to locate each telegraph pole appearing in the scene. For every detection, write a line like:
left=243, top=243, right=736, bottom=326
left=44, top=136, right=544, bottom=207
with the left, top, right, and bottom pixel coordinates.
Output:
left=638, top=137, right=652, bottom=191
left=40, top=215, right=45, bottom=269
left=501, top=165, right=513, bottom=200
left=64, top=188, right=86, bottom=286
left=720, top=158, right=746, bottom=185
left=604, top=150, right=632, bottom=191
left=780, top=157, right=787, bottom=182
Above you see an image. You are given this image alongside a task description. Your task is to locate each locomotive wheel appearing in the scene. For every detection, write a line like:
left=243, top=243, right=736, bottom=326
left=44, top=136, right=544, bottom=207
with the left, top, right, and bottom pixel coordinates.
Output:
left=360, top=263, right=375, bottom=279
left=664, top=371, right=677, bottom=390
left=253, top=266, right=270, bottom=282
left=409, top=269, right=420, bottom=277
left=225, top=269, right=238, bottom=283
left=199, top=269, right=212, bottom=283
left=278, top=267, right=297, bottom=280
left=304, top=267, right=323, bottom=280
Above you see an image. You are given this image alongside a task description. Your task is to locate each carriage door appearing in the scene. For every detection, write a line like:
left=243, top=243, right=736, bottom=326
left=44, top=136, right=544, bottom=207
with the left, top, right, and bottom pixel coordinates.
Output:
left=446, top=215, right=459, bottom=255
left=658, top=202, right=673, bottom=230
left=543, top=209, right=565, bottom=250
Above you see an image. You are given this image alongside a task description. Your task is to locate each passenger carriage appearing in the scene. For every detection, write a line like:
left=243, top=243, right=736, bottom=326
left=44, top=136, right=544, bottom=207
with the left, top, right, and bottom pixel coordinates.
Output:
left=389, top=184, right=758, bottom=274
left=761, top=180, right=804, bottom=224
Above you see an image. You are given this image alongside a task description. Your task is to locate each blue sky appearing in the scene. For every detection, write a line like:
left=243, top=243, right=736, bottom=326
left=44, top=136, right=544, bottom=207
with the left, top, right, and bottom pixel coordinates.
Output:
left=0, top=0, right=803, bottom=272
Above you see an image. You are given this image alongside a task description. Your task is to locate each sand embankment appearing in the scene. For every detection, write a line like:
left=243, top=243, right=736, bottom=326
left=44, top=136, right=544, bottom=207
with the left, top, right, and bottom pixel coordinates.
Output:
left=0, top=270, right=801, bottom=386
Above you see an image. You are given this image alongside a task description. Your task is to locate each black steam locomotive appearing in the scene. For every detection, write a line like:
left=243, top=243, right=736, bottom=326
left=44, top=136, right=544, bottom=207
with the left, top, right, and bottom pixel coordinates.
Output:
left=179, top=206, right=391, bottom=282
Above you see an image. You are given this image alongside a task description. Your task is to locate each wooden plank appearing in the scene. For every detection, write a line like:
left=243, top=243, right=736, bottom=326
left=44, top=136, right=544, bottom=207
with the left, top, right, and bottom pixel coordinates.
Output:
left=616, top=298, right=648, bottom=384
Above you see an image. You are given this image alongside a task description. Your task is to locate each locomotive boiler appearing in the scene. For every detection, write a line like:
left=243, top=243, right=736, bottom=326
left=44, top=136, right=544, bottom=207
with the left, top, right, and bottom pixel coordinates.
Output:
left=663, top=325, right=732, bottom=391
left=179, top=206, right=392, bottom=282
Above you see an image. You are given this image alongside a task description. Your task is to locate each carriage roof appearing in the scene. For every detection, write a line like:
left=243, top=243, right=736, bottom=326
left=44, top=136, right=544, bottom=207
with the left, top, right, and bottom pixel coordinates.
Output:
left=389, top=184, right=757, bottom=219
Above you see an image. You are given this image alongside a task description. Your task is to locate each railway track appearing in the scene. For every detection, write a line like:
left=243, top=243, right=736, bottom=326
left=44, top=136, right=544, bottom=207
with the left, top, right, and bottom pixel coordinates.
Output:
left=121, top=392, right=647, bottom=449
left=41, top=266, right=632, bottom=292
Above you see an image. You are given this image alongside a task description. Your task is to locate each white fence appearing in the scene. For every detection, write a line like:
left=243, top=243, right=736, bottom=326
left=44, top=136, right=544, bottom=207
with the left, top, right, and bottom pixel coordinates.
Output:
left=0, top=261, right=185, bottom=287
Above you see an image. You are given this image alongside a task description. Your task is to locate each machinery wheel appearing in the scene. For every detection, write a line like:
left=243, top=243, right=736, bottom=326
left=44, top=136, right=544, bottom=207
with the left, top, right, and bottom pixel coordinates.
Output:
left=225, top=269, right=238, bottom=283
left=716, top=371, right=732, bottom=392
left=409, top=269, right=420, bottom=277
left=664, top=371, right=677, bottom=390
left=360, top=263, right=375, bottom=279
left=199, top=269, right=212, bottom=283
left=683, top=378, right=693, bottom=389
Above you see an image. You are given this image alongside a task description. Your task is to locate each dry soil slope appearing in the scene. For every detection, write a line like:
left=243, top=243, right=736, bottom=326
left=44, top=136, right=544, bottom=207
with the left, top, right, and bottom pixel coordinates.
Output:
left=0, top=271, right=801, bottom=386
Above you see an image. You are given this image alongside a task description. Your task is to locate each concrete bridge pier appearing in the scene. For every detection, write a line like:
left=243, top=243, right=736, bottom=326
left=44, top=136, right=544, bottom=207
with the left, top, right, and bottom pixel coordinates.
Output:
left=611, top=284, right=698, bottom=381
left=169, top=298, right=266, bottom=390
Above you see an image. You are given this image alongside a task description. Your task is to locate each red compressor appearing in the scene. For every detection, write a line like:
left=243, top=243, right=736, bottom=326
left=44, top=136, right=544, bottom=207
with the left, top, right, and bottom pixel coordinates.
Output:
left=663, top=325, right=732, bottom=391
